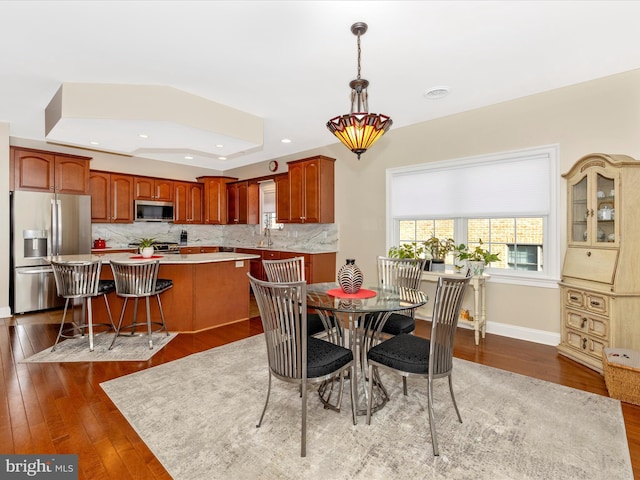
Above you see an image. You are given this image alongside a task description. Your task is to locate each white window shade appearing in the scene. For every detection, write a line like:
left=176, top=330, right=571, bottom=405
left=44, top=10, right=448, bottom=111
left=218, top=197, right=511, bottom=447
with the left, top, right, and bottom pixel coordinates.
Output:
left=390, top=152, right=552, bottom=218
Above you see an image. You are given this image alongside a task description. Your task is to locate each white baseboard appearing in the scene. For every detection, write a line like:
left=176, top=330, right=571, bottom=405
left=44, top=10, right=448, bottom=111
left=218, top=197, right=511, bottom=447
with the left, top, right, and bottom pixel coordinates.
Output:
left=0, top=306, right=12, bottom=318
left=482, top=321, right=560, bottom=346
left=417, top=314, right=560, bottom=346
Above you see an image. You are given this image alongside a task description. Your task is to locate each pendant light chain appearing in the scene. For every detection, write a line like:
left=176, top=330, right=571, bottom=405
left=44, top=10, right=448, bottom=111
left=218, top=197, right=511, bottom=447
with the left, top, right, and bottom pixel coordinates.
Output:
left=356, top=31, right=362, bottom=81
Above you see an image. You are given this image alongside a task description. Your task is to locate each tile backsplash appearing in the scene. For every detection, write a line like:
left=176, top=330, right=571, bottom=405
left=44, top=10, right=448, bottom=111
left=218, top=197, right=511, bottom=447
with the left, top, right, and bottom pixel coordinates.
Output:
left=92, top=223, right=338, bottom=252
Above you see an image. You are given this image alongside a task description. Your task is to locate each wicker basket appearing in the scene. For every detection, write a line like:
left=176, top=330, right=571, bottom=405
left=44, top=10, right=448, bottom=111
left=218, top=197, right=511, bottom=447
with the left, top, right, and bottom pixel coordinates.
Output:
left=602, top=348, right=640, bottom=406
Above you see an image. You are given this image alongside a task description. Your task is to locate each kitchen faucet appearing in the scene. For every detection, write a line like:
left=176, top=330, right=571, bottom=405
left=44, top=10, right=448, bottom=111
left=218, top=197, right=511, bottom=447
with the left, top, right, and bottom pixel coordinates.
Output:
left=264, top=226, right=273, bottom=247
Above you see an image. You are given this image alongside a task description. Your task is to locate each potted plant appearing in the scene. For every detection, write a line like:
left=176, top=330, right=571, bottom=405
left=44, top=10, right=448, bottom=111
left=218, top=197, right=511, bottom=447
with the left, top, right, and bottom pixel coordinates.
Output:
left=138, top=237, right=156, bottom=258
left=455, top=239, right=500, bottom=276
left=387, top=242, right=424, bottom=260
left=423, top=236, right=455, bottom=271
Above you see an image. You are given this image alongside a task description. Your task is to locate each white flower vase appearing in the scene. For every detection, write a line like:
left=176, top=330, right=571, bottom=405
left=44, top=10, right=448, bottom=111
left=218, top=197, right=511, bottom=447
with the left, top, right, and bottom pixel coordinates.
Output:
left=141, top=246, right=155, bottom=258
left=468, top=260, right=485, bottom=276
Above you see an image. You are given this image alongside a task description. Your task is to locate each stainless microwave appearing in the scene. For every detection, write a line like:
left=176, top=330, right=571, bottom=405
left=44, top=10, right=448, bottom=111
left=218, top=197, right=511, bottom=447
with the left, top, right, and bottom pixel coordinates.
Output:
left=135, top=200, right=174, bottom=222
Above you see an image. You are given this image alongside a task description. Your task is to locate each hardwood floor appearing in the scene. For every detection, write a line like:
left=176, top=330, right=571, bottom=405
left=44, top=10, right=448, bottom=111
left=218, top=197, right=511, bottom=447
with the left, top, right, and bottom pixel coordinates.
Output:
left=2, top=309, right=639, bottom=479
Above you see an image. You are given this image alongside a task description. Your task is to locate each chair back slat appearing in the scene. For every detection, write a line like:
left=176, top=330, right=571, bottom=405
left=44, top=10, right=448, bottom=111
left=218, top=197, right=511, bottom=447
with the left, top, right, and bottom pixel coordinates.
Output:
left=377, top=256, right=425, bottom=289
left=376, top=256, right=425, bottom=316
left=429, top=275, right=471, bottom=376
left=110, top=260, right=160, bottom=297
left=50, top=260, right=103, bottom=298
left=263, top=256, right=306, bottom=282
left=249, top=275, right=307, bottom=381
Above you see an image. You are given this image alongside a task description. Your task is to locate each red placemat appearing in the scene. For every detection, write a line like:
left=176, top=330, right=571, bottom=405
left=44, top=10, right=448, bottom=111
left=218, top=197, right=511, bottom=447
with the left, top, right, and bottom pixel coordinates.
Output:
left=129, top=255, right=163, bottom=259
left=326, top=288, right=377, bottom=299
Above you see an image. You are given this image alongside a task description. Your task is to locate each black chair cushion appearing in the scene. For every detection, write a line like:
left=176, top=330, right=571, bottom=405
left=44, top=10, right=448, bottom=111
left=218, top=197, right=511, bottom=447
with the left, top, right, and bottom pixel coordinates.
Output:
left=368, top=333, right=431, bottom=375
left=307, top=312, right=335, bottom=336
left=307, top=336, right=353, bottom=378
left=97, top=279, right=116, bottom=295
left=365, top=312, right=416, bottom=335
left=381, top=313, right=416, bottom=335
left=155, top=278, right=173, bottom=292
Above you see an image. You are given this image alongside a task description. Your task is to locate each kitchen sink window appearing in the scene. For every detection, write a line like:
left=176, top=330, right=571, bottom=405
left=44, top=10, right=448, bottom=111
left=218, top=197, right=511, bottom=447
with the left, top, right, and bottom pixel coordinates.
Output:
left=387, top=145, right=560, bottom=287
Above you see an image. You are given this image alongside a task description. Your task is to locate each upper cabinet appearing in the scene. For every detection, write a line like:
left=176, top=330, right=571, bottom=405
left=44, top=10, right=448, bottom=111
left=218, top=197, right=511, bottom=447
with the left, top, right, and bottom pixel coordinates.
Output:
left=567, top=166, right=618, bottom=247
left=134, top=176, right=174, bottom=201
left=227, top=180, right=259, bottom=224
left=174, top=181, right=203, bottom=224
left=11, top=147, right=91, bottom=194
left=197, top=176, right=237, bottom=225
left=286, top=155, right=335, bottom=223
left=90, top=171, right=134, bottom=223
left=275, top=173, right=290, bottom=224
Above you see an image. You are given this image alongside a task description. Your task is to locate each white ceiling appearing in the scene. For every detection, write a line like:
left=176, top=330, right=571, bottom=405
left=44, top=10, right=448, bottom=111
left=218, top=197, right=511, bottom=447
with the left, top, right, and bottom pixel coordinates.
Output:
left=2, top=1, right=640, bottom=171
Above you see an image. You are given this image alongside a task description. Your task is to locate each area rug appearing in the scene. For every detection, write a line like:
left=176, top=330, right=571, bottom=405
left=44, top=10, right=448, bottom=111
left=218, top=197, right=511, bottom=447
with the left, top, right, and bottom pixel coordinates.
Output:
left=100, top=335, right=633, bottom=480
left=21, top=332, right=178, bottom=363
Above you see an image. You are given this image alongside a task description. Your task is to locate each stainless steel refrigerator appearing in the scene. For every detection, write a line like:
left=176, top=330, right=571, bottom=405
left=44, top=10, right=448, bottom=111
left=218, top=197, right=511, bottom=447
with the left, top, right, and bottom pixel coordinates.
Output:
left=10, top=190, right=91, bottom=314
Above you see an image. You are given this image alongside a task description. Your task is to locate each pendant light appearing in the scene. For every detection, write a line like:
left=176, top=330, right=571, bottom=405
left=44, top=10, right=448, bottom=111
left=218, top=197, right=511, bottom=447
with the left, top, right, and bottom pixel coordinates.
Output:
left=326, top=22, right=392, bottom=159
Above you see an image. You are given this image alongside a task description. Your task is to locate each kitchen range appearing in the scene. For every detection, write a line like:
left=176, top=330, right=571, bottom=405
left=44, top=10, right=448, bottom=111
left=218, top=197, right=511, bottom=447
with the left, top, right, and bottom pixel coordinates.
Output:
left=127, top=241, right=182, bottom=254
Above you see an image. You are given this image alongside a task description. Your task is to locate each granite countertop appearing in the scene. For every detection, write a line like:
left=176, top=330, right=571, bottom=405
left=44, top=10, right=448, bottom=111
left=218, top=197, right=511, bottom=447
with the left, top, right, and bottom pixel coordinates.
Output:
left=48, top=251, right=260, bottom=265
left=229, top=245, right=338, bottom=254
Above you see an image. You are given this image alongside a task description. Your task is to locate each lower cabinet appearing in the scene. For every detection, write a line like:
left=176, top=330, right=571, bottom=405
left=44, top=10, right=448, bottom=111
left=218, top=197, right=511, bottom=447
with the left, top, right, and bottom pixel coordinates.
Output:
left=179, top=246, right=220, bottom=254
left=557, top=285, right=636, bottom=372
left=237, top=249, right=336, bottom=283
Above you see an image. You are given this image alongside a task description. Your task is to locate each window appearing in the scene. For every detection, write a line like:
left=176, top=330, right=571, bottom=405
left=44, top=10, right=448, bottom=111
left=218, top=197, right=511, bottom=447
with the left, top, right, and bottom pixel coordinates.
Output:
left=387, top=146, right=560, bottom=287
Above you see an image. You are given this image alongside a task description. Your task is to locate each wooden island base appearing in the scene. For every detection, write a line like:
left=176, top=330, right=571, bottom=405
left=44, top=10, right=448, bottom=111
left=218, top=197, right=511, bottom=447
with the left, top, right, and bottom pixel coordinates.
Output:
left=90, top=257, right=253, bottom=333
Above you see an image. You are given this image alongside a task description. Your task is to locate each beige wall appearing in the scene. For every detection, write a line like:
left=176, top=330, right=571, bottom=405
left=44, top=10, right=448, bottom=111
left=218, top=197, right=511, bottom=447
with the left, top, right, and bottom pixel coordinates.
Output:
left=228, top=68, right=640, bottom=344
left=4, top=69, right=640, bottom=343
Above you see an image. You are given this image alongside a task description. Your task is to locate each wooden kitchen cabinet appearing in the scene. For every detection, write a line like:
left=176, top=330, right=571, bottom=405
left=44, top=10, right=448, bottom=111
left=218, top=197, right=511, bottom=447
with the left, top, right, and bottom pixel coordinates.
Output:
left=89, top=171, right=134, bottom=223
left=275, top=173, right=290, bottom=224
left=180, top=246, right=219, bottom=254
left=237, top=248, right=336, bottom=283
left=134, top=176, right=174, bottom=201
left=197, top=176, right=237, bottom=225
left=11, top=146, right=91, bottom=194
left=287, top=155, right=335, bottom=223
left=227, top=180, right=259, bottom=224
left=174, top=181, right=203, bottom=224
left=558, top=153, right=640, bottom=372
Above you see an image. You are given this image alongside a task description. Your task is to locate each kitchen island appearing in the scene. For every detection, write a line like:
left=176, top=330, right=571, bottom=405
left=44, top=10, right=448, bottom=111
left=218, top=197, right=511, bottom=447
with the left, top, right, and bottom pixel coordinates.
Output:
left=47, top=252, right=260, bottom=333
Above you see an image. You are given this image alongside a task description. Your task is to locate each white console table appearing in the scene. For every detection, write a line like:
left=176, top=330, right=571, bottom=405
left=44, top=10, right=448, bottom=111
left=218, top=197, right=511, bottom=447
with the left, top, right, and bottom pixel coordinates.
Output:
left=420, top=270, right=489, bottom=345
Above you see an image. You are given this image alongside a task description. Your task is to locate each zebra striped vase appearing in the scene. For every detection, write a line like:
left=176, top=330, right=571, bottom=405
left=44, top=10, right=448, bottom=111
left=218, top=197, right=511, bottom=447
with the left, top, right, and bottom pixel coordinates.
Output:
left=338, top=259, right=363, bottom=294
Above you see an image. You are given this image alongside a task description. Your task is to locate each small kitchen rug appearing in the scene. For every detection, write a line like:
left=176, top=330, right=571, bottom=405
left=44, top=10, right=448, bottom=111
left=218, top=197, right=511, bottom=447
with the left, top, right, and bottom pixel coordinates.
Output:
left=21, top=332, right=178, bottom=363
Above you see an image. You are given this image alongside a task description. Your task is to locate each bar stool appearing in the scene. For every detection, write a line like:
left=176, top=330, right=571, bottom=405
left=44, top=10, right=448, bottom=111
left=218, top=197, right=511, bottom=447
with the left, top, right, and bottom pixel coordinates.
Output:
left=50, top=259, right=116, bottom=352
left=109, top=259, right=172, bottom=350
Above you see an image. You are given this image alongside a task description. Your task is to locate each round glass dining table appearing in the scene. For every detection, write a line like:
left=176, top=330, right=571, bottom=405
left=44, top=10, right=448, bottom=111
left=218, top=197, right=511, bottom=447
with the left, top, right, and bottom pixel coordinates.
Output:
left=306, top=282, right=428, bottom=415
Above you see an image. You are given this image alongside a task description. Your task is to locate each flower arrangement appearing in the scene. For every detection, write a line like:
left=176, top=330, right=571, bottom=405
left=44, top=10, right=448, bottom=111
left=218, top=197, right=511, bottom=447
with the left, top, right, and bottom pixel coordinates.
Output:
left=387, top=242, right=424, bottom=259
left=138, top=237, right=156, bottom=249
left=423, top=236, right=455, bottom=260
left=454, top=239, right=500, bottom=264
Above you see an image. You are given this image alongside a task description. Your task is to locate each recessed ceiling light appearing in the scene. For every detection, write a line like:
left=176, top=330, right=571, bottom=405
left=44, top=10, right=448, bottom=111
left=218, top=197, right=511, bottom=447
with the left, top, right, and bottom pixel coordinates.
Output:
left=138, top=133, right=149, bottom=139
left=89, top=141, right=100, bottom=145
left=281, top=138, right=292, bottom=144
left=218, top=156, right=227, bottom=160
left=424, top=86, right=450, bottom=99
left=216, top=144, right=224, bottom=148
left=184, top=155, right=193, bottom=160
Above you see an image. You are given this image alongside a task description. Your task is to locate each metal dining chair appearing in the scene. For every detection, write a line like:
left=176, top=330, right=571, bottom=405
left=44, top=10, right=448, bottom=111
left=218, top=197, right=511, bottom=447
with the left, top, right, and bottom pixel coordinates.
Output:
left=108, top=259, right=172, bottom=350
left=262, top=256, right=337, bottom=338
left=365, top=273, right=471, bottom=456
left=374, top=256, right=426, bottom=335
left=249, top=274, right=357, bottom=457
left=50, top=259, right=116, bottom=352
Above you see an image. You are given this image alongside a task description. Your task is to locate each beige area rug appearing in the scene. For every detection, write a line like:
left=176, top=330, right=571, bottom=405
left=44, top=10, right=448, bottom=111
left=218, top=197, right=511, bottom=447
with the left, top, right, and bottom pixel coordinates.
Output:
left=100, top=335, right=633, bottom=480
left=21, top=332, right=178, bottom=363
